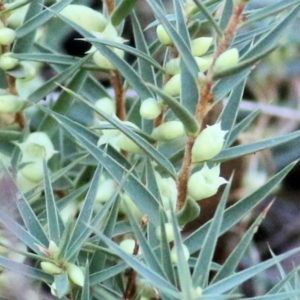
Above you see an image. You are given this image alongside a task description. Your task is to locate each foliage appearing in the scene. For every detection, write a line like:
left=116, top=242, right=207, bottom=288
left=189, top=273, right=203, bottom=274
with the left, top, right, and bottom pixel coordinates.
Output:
left=0, top=0, right=300, bottom=299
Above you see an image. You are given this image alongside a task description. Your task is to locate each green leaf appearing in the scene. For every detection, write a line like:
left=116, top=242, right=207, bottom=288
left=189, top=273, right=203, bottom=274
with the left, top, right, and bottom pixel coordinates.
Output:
left=193, top=0, right=223, bottom=36
left=0, top=256, right=51, bottom=282
left=54, top=272, right=70, bottom=298
left=226, top=109, right=260, bottom=146
left=192, top=179, right=230, bottom=288
left=219, top=0, right=232, bottom=30
left=213, top=130, right=300, bottom=163
left=213, top=46, right=277, bottom=80
left=267, top=266, right=300, bottom=295
left=131, top=10, right=157, bottom=85
left=203, top=247, right=300, bottom=295
left=0, top=160, right=48, bottom=246
left=85, top=37, right=164, bottom=72
left=59, top=88, right=176, bottom=178
left=146, top=83, right=199, bottom=135
left=247, top=291, right=300, bottom=300
left=213, top=69, right=251, bottom=103
left=89, top=262, right=127, bottom=285
left=81, top=262, right=90, bottom=300
left=157, top=210, right=176, bottom=286
left=245, top=0, right=300, bottom=25
left=15, top=0, right=72, bottom=38
left=39, top=69, right=87, bottom=136
left=111, top=0, right=138, bottom=27
left=0, top=209, right=44, bottom=253
left=92, top=230, right=180, bottom=297
left=211, top=207, right=268, bottom=284
left=169, top=206, right=193, bottom=299
left=243, top=3, right=300, bottom=60
left=12, top=0, right=44, bottom=53
left=49, top=9, right=154, bottom=100
left=28, top=54, right=91, bottom=104
left=124, top=203, right=170, bottom=285
left=43, top=160, right=63, bottom=245
left=0, top=130, right=21, bottom=141
left=184, top=161, right=296, bottom=254
left=88, top=184, right=120, bottom=273
left=38, top=108, right=162, bottom=226
left=67, top=165, right=101, bottom=250
left=148, top=0, right=199, bottom=78
left=65, top=178, right=117, bottom=262
left=177, top=197, right=201, bottom=227
left=219, top=78, right=246, bottom=133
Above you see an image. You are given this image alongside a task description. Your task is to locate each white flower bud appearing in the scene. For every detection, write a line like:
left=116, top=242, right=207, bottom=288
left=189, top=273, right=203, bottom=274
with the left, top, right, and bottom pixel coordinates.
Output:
left=0, top=52, right=18, bottom=70
left=187, top=164, right=227, bottom=201
left=0, top=94, right=24, bottom=114
left=93, top=48, right=124, bottom=70
left=48, top=240, right=60, bottom=260
left=66, top=262, right=84, bottom=287
left=119, top=193, right=143, bottom=220
left=60, top=4, right=107, bottom=32
left=20, top=161, right=44, bottom=183
left=115, top=121, right=143, bottom=154
left=50, top=280, right=72, bottom=297
left=195, top=56, right=213, bottom=72
left=17, top=132, right=57, bottom=163
left=170, top=244, right=190, bottom=264
left=165, top=58, right=181, bottom=75
left=40, top=262, right=63, bottom=275
left=163, top=73, right=181, bottom=96
left=136, top=278, right=156, bottom=299
left=7, top=5, right=29, bottom=29
left=95, top=97, right=115, bottom=117
left=0, top=28, right=16, bottom=45
left=152, top=120, right=185, bottom=141
left=191, top=37, right=213, bottom=56
left=156, top=24, right=172, bottom=46
left=115, top=133, right=143, bottom=154
left=16, top=170, right=38, bottom=193
left=119, top=239, right=142, bottom=255
left=191, top=122, right=227, bottom=163
left=191, top=286, right=203, bottom=298
left=156, top=175, right=177, bottom=210
left=19, top=62, right=37, bottom=82
left=96, top=178, right=117, bottom=203
left=140, top=98, right=162, bottom=119
left=214, top=48, right=239, bottom=72
left=156, top=222, right=179, bottom=243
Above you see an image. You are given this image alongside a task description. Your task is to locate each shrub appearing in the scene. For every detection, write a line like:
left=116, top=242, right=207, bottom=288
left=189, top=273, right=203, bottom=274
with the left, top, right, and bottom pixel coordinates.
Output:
left=0, top=0, right=300, bottom=299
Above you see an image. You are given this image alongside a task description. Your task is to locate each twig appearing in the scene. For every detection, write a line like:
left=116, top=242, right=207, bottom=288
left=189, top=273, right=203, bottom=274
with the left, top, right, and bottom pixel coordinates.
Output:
left=176, top=2, right=247, bottom=210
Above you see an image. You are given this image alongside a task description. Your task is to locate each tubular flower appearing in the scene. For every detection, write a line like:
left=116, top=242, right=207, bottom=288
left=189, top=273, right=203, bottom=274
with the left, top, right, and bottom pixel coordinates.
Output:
left=187, top=164, right=227, bottom=201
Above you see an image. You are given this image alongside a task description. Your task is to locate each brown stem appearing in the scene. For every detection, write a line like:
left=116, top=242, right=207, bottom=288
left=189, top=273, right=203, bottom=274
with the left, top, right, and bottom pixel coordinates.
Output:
left=104, top=0, right=115, bottom=15
left=1, top=26, right=26, bottom=129
left=177, top=137, right=194, bottom=210
left=176, top=2, right=247, bottom=210
left=123, top=241, right=139, bottom=300
left=111, top=70, right=126, bottom=121
left=217, top=3, right=247, bottom=56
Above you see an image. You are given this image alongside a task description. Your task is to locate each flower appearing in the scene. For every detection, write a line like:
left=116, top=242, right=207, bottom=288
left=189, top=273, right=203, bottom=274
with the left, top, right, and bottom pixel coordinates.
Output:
left=187, top=164, right=227, bottom=201
left=17, top=132, right=57, bottom=163
left=151, top=120, right=185, bottom=141
left=214, top=48, right=239, bottom=72
left=191, top=122, right=227, bottom=163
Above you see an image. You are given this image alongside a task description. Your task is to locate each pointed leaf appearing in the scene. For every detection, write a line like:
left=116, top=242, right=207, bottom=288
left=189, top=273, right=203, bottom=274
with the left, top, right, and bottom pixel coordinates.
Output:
left=192, top=180, right=230, bottom=287
left=184, top=161, right=296, bottom=254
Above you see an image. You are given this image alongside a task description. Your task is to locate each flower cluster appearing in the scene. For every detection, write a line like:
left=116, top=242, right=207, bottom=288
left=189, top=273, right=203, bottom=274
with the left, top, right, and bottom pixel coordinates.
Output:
left=39, top=240, right=85, bottom=296
left=16, top=132, right=57, bottom=193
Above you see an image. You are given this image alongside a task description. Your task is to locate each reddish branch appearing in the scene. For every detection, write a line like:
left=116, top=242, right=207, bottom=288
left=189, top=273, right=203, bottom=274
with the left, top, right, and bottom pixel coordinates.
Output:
left=176, top=2, right=247, bottom=210
left=111, top=70, right=126, bottom=121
